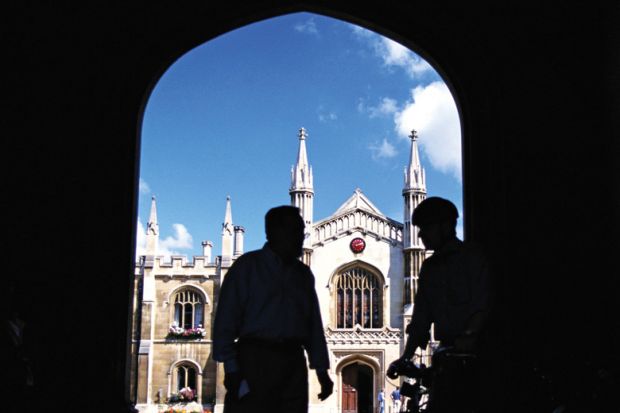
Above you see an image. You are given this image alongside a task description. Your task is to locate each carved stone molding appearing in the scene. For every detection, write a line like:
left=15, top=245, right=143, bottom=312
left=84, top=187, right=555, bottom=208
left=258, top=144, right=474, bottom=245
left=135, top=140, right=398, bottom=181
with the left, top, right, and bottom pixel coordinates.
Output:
left=325, top=325, right=401, bottom=345
left=333, top=350, right=383, bottom=368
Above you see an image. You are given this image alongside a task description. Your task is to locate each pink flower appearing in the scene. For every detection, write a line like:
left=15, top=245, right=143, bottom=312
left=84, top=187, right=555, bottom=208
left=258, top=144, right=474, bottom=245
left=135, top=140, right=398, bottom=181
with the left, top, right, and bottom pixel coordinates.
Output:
left=179, top=386, right=194, bottom=400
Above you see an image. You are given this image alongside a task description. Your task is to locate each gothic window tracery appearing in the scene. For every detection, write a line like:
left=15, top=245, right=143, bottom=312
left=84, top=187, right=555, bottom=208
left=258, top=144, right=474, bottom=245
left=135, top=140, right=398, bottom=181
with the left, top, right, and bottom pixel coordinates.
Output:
left=173, top=289, right=204, bottom=329
left=335, top=267, right=382, bottom=328
left=173, top=363, right=197, bottom=394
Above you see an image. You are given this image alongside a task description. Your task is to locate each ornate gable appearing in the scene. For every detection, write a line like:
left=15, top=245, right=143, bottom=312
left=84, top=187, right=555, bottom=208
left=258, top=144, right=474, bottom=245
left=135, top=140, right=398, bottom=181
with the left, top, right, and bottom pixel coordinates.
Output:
left=334, top=188, right=383, bottom=215
left=312, top=188, right=403, bottom=247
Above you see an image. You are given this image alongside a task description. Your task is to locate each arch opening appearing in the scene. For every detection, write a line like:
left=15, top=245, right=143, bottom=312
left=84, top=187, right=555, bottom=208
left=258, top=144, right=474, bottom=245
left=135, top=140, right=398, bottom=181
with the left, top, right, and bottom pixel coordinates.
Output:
left=130, top=9, right=464, bottom=412
left=341, top=362, right=374, bottom=413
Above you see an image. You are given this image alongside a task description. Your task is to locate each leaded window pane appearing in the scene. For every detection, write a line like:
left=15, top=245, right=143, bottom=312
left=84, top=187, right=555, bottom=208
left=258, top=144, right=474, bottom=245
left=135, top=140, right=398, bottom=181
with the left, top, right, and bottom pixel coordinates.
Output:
left=194, top=303, right=203, bottom=327
left=337, top=289, right=343, bottom=328
left=372, top=288, right=380, bottom=327
left=345, top=289, right=352, bottom=327
left=354, top=289, right=361, bottom=326
left=336, top=267, right=382, bottom=328
left=174, top=303, right=182, bottom=326
left=363, top=289, right=370, bottom=328
left=173, top=288, right=205, bottom=330
left=187, top=367, right=196, bottom=390
left=183, top=303, right=193, bottom=329
left=177, top=367, right=185, bottom=391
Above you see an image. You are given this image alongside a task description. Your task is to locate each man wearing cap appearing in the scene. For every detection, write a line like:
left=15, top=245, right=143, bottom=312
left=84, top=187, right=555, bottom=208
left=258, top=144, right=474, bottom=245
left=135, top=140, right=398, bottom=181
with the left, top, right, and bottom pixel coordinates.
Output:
left=389, top=197, right=495, bottom=412
left=213, top=205, right=333, bottom=413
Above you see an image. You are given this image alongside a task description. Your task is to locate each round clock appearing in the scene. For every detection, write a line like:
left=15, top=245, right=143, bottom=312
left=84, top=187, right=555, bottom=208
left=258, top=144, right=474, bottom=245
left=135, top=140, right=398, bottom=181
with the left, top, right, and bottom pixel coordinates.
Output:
left=350, top=237, right=366, bottom=253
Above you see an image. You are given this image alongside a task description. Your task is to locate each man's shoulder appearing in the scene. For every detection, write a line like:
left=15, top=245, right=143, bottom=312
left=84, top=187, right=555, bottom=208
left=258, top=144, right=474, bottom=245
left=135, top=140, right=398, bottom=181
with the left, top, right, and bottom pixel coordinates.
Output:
left=227, top=249, right=264, bottom=271
left=458, top=240, right=491, bottom=264
left=293, top=258, right=311, bottom=271
left=231, top=249, right=262, bottom=264
left=431, top=239, right=489, bottom=261
left=292, top=259, right=314, bottom=281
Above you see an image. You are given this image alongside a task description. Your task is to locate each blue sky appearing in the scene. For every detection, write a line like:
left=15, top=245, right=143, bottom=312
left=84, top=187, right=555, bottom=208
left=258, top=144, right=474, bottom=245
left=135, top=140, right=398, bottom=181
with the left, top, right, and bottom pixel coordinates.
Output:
left=136, top=12, right=463, bottom=259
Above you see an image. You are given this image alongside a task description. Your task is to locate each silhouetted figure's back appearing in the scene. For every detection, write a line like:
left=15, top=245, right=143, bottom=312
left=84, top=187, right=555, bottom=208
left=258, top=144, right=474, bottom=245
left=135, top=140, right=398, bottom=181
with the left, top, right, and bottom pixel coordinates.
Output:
left=213, top=206, right=333, bottom=413
left=389, top=197, right=495, bottom=413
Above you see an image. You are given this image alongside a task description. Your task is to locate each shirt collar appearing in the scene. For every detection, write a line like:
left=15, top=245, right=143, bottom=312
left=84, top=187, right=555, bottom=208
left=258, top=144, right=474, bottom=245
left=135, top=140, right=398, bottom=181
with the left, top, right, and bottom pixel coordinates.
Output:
left=262, top=242, right=283, bottom=266
left=435, top=237, right=463, bottom=256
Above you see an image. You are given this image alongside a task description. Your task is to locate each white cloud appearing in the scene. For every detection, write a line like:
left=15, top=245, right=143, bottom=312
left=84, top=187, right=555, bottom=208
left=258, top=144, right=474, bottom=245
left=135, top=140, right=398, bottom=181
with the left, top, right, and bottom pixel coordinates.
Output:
left=394, top=81, right=461, bottom=180
left=317, top=106, right=337, bottom=122
left=318, top=112, right=337, bottom=122
left=294, top=18, right=318, bottom=35
left=357, top=98, right=367, bottom=113
left=135, top=220, right=194, bottom=261
left=351, top=26, right=432, bottom=79
left=368, top=97, right=398, bottom=118
left=135, top=218, right=146, bottom=258
left=381, top=38, right=432, bottom=78
left=161, top=223, right=193, bottom=251
left=139, top=178, right=150, bottom=194
left=351, top=25, right=374, bottom=40
left=369, top=138, right=398, bottom=160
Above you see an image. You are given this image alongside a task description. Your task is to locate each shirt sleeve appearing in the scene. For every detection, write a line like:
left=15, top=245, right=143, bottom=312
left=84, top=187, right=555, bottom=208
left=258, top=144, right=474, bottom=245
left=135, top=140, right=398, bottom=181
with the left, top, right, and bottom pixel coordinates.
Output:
left=212, top=257, right=245, bottom=371
left=408, top=262, right=432, bottom=349
left=303, top=267, right=330, bottom=370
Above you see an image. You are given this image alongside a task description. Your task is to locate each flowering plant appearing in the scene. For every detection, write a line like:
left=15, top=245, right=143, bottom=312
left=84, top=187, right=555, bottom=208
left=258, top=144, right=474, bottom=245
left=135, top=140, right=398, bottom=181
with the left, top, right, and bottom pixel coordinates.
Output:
left=167, top=322, right=207, bottom=339
left=179, top=387, right=195, bottom=400
left=161, top=387, right=202, bottom=413
left=158, top=402, right=202, bottom=413
left=167, top=386, right=195, bottom=402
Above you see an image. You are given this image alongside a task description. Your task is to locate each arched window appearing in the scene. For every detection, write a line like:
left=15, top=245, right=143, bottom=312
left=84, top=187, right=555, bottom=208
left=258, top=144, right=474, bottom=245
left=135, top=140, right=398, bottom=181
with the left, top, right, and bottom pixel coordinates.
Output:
left=335, top=267, right=382, bottom=328
left=173, top=363, right=197, bottom=394
left=173, top=289, right=204, bottom=329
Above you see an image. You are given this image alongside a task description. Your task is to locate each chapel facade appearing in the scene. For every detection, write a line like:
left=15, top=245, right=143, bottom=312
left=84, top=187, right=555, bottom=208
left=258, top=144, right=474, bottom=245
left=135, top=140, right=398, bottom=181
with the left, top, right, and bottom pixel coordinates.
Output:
left=131, top=127, right=433, bottom=413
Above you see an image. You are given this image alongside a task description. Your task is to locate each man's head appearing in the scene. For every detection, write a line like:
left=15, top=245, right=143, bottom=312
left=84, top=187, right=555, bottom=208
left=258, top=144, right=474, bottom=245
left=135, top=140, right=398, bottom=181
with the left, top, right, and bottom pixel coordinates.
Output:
left=412, top=197, right=458, bottom=250
left=265, top=205, right=305, bottom=261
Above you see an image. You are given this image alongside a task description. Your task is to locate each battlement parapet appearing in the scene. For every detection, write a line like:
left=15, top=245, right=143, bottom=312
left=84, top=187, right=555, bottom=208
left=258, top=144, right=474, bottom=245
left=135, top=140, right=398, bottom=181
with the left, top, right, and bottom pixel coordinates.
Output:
left=136, top=254, right=218, bottom=270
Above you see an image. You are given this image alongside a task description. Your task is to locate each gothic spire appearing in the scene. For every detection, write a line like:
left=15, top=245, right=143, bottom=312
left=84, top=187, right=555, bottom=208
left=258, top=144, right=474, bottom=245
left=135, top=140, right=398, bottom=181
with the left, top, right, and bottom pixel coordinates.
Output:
left=222, top=195, right=233, bottom=236
left=289, top=127, right=314, bottom=258
left=403, top=130, right=427, bottom=250
left=404, top=129, right=426, bottom=192
left=145, top=196, right=159, bottom=255
left=290, top=127, right=313, bottom=191
left=221, top=195, right=234, bottom=264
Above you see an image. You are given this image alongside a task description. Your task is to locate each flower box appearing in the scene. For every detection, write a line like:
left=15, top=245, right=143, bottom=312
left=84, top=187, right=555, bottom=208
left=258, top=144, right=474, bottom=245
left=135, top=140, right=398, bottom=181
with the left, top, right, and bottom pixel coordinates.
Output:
left=167, top=323, right=207, bottom=340
left=159, top=388, right=202, bottom=413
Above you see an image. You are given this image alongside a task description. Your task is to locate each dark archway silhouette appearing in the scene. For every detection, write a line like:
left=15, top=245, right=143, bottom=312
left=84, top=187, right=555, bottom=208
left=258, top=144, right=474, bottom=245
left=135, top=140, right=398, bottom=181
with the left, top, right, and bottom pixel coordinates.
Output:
left=4, top=3, right=618, bottom=413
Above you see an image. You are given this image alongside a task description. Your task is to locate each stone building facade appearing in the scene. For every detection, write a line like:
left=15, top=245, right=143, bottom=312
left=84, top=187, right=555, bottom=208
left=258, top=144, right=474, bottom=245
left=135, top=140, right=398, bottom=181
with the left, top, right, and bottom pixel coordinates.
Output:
left=131, top=127, right=432, bottom=413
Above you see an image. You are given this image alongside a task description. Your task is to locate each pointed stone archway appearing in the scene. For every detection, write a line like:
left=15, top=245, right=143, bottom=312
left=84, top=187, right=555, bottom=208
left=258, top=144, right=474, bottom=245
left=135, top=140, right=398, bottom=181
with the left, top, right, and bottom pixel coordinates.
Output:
left=336, top=355, right=382, bottom=413
left=341, top=362, right=374, bottom=413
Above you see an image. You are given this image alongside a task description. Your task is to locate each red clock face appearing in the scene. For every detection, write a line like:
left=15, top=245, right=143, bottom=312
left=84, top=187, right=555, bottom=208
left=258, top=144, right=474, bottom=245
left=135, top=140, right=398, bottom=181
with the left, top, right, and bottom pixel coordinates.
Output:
left=350, top=237, right=366, bottom=253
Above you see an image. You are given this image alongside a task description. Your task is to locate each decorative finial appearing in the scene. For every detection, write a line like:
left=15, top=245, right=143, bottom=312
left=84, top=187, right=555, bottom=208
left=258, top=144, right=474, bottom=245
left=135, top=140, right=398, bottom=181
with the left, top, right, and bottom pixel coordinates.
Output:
left=409, top=129, right=418, bottom=141
left=299, top=127, right=307, bottom=140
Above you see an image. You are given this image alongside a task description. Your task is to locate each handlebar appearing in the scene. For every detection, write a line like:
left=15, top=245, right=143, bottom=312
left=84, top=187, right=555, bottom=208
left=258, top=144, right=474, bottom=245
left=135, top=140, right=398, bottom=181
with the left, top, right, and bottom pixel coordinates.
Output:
left=386, top=346, right=477, bottom=380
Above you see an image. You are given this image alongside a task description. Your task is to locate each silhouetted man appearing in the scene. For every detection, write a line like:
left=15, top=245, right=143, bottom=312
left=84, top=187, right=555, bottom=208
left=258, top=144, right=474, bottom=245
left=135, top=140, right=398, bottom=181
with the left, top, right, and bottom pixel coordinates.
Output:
left=389, top=197, right=494, bottom=412
left=213, top=206, right=333, bottom=413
